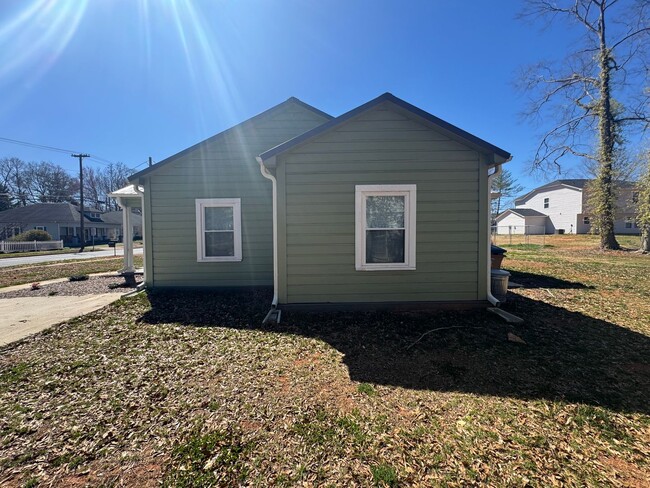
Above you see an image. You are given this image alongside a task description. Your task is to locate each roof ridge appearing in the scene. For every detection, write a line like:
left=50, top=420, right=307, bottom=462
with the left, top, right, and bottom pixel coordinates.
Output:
left=129, top=97, right=332, bottom=181
left=259, top=92, right=511, bottom=162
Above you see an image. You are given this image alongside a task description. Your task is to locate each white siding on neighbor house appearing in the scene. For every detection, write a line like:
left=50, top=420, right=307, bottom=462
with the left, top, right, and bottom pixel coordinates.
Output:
left=584, top=188, right=641, bottom=235
left=495, top=214, right=547, bottom=235
left=495, top=213, right=526, bottom=234
left=518, top=186, right=582, bottom=234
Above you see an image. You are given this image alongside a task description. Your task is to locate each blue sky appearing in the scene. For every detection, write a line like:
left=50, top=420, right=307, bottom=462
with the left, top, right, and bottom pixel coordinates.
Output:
left=0, top=0, right=608, bottom=193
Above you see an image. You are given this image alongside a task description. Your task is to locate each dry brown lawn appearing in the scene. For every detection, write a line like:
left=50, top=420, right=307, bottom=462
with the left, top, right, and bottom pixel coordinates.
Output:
left=0, top=256, right=144, bottom=289
left=0, top=236, right=648, bottom=487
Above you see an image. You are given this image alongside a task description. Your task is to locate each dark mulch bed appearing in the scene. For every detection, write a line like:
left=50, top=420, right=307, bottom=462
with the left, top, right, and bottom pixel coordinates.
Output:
left=0, top=275, right=142, bottom=298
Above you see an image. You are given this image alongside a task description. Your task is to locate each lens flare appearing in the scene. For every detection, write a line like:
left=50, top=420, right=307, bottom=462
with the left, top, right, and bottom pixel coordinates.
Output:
left=0, top=0, right=89, bottom=87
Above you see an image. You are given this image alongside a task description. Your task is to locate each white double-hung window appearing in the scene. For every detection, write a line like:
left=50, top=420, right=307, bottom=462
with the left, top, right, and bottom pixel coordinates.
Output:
left=195, top=198, right=242, bottom=262
left=355, top=185, right=416, bottom=271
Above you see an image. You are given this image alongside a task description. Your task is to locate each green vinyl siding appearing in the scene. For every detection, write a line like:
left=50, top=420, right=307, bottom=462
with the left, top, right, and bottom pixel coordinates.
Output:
left=278, top=102, right=484, bottom=304
left=145, top=101, right=329, bottom=288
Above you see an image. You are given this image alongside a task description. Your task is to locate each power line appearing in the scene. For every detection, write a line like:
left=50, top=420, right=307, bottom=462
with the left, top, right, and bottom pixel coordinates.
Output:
left=0, top=136, right=78, bottom=155
left=0, top=135, right=117, bottom=166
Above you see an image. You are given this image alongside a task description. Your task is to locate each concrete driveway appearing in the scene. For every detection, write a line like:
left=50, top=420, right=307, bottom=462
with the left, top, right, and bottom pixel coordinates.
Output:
left=0, top=294, right=122, bottom=346
left=0, top=247, right=143, bottom=268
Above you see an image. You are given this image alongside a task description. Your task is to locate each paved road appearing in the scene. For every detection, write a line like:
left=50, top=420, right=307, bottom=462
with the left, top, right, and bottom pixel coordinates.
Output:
left=0, top=247, right=143, bottom=268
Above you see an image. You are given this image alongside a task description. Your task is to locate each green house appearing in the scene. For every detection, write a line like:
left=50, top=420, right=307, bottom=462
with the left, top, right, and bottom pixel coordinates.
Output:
left=127, top=93, right=511, bottom=316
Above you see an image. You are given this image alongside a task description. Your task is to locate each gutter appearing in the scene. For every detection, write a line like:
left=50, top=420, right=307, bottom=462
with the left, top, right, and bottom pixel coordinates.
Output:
left=256, top=156, right=281, bottom=323
left=486, top=157, right=511, bottom=306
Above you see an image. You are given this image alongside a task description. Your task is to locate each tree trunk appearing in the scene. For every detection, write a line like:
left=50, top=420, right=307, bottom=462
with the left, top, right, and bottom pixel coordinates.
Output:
left=596, top=10, right=620, bottom=251
left=642, top=228, right=650, bottom=252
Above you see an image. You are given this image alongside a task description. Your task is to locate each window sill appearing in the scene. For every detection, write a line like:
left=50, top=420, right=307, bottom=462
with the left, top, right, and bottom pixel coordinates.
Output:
left=356, top=264, right=416, bottom=272
left=197, top=257, right=242, bottom=263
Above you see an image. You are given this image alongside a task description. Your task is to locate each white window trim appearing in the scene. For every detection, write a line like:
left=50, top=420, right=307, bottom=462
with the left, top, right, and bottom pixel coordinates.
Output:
left=355, top=184, right=416, bottom=271
left=195, top=198, right=242, bottom=262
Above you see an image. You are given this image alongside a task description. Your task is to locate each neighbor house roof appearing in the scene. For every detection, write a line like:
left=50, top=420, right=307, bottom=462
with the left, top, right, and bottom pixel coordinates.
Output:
left=101, top=210, right=143, bottom=227
left=129, top=97, right=332, bottom=181
left=495, top=208, right=548, bottom=222
left=0, top=203, right=84, bottom=224
left=259, top=92, right=511, bottom=164
left=514, top=179, right=637, bottom=205
left=0, top=203, right=121, bottom=226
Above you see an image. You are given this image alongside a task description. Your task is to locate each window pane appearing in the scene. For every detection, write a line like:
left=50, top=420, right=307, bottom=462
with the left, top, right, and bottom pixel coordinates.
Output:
left=366, top=230, right=405, bottom=263
left=205, top=232, right=234, bottom=256
left=205, top=207, right=233, bottom=231
left=366, top=196, right=404, bottom=228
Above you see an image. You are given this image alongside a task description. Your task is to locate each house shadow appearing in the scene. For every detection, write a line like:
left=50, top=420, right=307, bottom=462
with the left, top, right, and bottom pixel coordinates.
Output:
left=507, top=270, right=594, bottom=289
left=140, top=288, right=650, bottom=414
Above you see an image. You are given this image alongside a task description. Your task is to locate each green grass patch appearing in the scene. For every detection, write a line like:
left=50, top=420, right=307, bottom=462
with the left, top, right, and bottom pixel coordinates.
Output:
left=371, top=463, right=398, bottom=487
left=0, top=363, right=29, bottom=389
left=162, top=426, right=252, bottom=487
left=357, top=383, right=376, bottom=396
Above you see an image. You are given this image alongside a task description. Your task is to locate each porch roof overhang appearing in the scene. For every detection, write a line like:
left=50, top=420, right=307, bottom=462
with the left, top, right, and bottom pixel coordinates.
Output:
left=108, top=185, right=143, bottom=208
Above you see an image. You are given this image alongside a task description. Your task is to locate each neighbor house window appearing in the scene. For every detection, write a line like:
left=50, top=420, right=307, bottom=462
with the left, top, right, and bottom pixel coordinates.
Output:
left=34, top=226, right=46, bottom=231
left=355, top=185, right=416, bottom=271
left=195, top=198, right=242, bottom=262
left=625, top=217, right=633, bottom=229
left=632, top=192, right=639, bottom=204
left=543, top=197, right=549, bottom=209
left=583, top=216, right=590, bottom=225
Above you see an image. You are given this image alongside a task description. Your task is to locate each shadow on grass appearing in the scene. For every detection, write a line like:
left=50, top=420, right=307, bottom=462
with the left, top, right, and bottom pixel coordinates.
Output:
left=507, top=270, right=594, bottom=290
left=140, top=288, right=650, bottom=414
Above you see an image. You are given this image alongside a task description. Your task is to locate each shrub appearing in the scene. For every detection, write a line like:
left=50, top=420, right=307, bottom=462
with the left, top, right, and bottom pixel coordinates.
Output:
left=9, top=229, right=53, bottom=241
left=69, top=275, right=89, bottom=282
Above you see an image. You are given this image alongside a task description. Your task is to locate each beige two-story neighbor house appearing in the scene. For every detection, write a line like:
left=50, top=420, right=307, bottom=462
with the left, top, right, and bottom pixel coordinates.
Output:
left=495, top=179, right=640, bottom=235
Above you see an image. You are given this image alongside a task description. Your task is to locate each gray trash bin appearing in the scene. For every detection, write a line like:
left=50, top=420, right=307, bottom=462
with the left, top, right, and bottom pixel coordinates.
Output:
left=491, top=269, right=510, bottom=303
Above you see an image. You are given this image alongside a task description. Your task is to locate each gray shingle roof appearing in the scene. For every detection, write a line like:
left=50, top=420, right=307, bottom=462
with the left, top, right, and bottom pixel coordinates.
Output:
left=0, top=203, right=121, bottom=226
left=514, top=179, right=637, bottom=205
left=100, top=210, right=142, bottom=226
left=510, top=208, right=548, bottom=217
left=0, top=203, right=83, bottom=224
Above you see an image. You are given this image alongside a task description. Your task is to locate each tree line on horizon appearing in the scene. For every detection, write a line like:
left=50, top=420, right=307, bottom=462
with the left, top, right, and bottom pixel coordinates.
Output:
left=0, top=157, right=133, bottom=213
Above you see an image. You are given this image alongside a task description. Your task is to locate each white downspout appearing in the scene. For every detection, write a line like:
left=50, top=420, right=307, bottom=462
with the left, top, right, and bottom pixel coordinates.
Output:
left=486, top=159, right=510, bottom=306
left=256, top=157, right=279, bottom=309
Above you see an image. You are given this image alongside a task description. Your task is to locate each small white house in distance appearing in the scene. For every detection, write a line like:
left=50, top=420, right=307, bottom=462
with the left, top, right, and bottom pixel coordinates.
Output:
left=495, top=179, right=640, bottom=235
left=494, top=208, right=547, bottom=234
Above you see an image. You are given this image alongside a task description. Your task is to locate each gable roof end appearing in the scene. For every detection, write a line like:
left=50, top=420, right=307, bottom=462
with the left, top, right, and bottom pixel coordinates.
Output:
left=258, top=92, right=511, bottom=166
left=128, top=97, right=332, bottom=181
left=513, top=179, right=589, bottom=205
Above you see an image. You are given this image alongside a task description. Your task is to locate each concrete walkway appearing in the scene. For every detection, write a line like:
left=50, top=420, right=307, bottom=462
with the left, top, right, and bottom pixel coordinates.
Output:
left=0, top=273, right=135, bottom=347
left=0, top=294, right=121, bottom=346
left=0, top=247, right=143, bottom=268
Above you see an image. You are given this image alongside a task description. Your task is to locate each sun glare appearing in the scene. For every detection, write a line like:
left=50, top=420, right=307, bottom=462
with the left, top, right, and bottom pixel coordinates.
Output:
left=0, top=0, right=88, bottom=87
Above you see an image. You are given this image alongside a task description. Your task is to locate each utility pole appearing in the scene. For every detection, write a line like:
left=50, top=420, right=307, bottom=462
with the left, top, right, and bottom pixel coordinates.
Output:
left=72, top=153, right=90, bottom=252
left=148, top=156, right=153, bottom=167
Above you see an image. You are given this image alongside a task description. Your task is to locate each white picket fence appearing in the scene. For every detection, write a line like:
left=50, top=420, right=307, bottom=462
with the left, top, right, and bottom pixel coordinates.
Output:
left=0, top=240, right=64, bottom=253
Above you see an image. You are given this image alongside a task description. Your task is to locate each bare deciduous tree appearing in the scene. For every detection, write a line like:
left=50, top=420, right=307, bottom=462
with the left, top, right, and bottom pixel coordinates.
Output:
left=519, top=0, right=649, bottom=249
left=23, top=161, right=79, bottom=204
